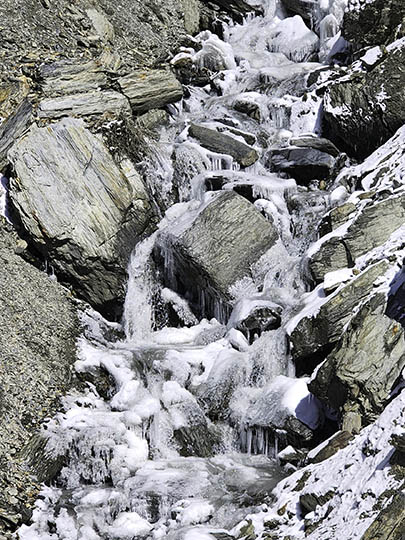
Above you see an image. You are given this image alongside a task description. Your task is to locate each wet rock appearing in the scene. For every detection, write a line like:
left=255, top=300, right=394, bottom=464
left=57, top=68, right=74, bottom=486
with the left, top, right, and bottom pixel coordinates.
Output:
left=0, top=219, right=78, bottom=533
left=361, top=490, right=405, bottom=540
left=309, top=431, right=354, bottom=464
left=189, top=124, right=259, bottom=167
left=155, top=191, right=278, bottom=321
left=268, top=145, right=336, bottom=184
left=0, top=99, right=33, bottom=172
left=118, top=69, right=183, bottom=114
left=309, top=192, right=405, bottom=283
left=281, top=0, right=318, bottom=25
left=343, top=0, right=405, bottom=48
left=200, top=0, right=261, bottom=20
left=323, top=39, right=405, bottom=159
left=228, top=298, right=283, bottom=343
left=309, top=293, right=405, bottom=426
left=38, top=91, right=131, bottom=119
left=290, top=261, right=388, bottom=363
left=8, top=118, right=156, bottom=318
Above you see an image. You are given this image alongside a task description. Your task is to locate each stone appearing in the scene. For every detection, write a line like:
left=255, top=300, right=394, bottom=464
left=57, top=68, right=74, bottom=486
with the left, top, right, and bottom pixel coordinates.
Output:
left=155, top=191, right=278, bottom=321
left=309, top=293, right=405, bottom=425
left=0, top=99, right=33, bottom=171
left=8, top=118, right=156, bottom=318
left=343, top=0, right=405, bottom=48
left=309, top=431, right=354, bottom=464
left=299, top=490, right=334, bottom=516
left=199, top=0, right=261, bottom=20
left=290, top=260, right=388, bottom=363
left=268, top=146, right=336, bottom=184
left=0, top=218, right=78, bottom=533
left=86, top=8, right=115, bottom=43
left=309, top=192, right=405, bottom=283
left=281, top=0, right=318, bottom=25
left=323, top=39, right=405, bottom=159
left=361, top=490, right=405, bottom=540
left=189, top=124, right=259, bottom=167
left=38, top=91, right=131, bottom=119
left=118, top=69, right=183, bottom=114
left=228, top=298, right=283, bottom=343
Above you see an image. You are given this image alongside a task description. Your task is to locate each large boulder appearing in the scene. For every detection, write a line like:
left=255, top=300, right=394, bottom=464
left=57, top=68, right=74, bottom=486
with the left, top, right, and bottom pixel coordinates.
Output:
left=322, top=38, right=405, bottom=159
left=0, top=100, right=33, bottom=172
left=343, top=0, right=405, bottom=48
left=309, top=192, right=405, bottom=283
left=155, top=191, right=279, bottom=321
left=289, top=260, right=389, bottom=364
left=309, top=293, right=405, bottom=426
left=8, top=117, right=156, bottom=318
left=0, top=219, right=78, bottom=534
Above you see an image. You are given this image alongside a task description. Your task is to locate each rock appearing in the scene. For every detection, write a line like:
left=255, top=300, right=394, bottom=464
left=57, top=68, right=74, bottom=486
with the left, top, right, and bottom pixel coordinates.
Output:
left=0, top=99, right=33, bottom=171
left=299, top=490, right=334, bottom=516
left=86, top=8, right=115, bottom=43
left=309, top=292, right=405, bottom=425
left=281, top=0, right=318, bottom=25
left=290, top=261, right=389, bottom=363
left=0, top=219, right=78, bottom=533
left=8, top=118, right=156, bottom=318
left=361, top=490, right=405, bottom=540
left=199, top=0, right=261, bottom=20
left=155, top=192, right=278, bottom=321
left=309, top=192, right=405, bottom=283
left=38, top=91, right=131, bottom=119
left=317, top=202, right=357, bottom=237
left=343, top=0, right=405, bottom=48
left=228, top=297, right=283, bottom=343
left=189, top=124, right=259, bottom=167
left=323, top=39, right=405, bottom=159
left=309, top=431, right=354, bottom=464
left=268, top=146, right=337, bottom=184
left=391, top=434, right=405, bottom=454
left=118, top=69, right=183, bottom=114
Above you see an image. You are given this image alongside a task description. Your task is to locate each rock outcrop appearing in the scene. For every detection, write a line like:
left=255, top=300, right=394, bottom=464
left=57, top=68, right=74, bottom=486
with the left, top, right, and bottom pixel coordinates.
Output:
left=309, top=293, right=405, bottom=427
left=155, top=192, right=278, bottom=321
left=9, top=118, right=156, bottom=318
left=323, top=38, right=405, bottom=159
left=0, top=219, right=79, bottom=533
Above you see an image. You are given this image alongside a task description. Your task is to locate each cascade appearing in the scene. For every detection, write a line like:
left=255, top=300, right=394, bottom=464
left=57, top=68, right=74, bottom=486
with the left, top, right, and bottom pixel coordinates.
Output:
left=17, top=2, right=351, bottom=539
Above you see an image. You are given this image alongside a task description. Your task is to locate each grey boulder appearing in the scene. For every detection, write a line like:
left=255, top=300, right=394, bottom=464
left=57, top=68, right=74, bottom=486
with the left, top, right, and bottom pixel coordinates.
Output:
left=155, top=191, right=278, bottom=321
left=8, top=118, right=156, bottom=317
left=309, top=292, right=405, bottom=426
left=0, top=99, right=33, bottom=172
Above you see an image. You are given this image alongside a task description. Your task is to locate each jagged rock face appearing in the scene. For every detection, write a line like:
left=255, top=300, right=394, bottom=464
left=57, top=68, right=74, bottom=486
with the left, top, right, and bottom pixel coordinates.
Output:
left=309, top=293, right=405, bottom=426
left=290, top=260, right=389, bottom=364
left=0, top=219, right=78, bottom=532
left=8, top=117, right=156, bottom=318
left=309, top=192, right=405, bottom=283
left=343, top=0, right=405, bottom=48
left=155, top=192, right=278, bottom=321
left=323, top=39, right=405, bottom=159
left=361, top=489, right=405, bottom=540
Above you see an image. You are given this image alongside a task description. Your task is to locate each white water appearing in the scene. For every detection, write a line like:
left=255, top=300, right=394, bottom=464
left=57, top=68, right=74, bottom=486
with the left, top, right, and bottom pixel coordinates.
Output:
left=17, top=2, right=351, bottom=539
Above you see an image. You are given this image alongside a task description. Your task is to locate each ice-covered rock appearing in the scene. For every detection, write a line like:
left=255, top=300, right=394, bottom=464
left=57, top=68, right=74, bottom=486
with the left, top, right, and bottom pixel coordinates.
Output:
left=8, top=118, right=156, bottom=317
left=228, top=297, right=283, bottom=343
left=309, top=292, right=405, bottom=427
left=155, top=191, right=278, bottom=321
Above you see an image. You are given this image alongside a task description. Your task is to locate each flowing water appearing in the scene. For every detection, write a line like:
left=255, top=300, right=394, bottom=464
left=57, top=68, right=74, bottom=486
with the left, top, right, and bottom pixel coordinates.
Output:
left=17, top=1, right=349, bottom=538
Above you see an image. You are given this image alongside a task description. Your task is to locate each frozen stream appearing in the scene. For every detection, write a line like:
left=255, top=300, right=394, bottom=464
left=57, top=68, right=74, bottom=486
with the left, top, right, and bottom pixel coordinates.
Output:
left=17, top=0, right=349, bottom=538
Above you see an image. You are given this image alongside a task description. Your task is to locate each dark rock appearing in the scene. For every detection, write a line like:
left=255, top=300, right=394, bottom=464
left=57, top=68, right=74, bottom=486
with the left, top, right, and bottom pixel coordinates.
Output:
left=0, top=218, right=78, bottom=533
left=343, top=0, right=405, bottom=48
left=199, top=0, right=261, bottom=20
left=290, top=261, right=388, bottom=362
left=118, top=69, right=183, bottom=114
left=228, top=298, right=283, bottom=343
left=155, top=191, right=278, bottom=321
left=8, top=117, right=156, bottom=318
left=282, top=0, right=318, bottom=24
left=323, top=41, right=405, bottom=159
left=360, top=489, right=405, bottom=540
left=309, top=293, right=405, bottom=426
left=300, top=490, right=334, bottom=516
left=268, top=146, right=336, bottom=184
left=309, top=431, right=354, bottom=464
left=189, top=124, right=259, bottom=167
left=309, top=193, right=405, bottom=283
left=391, top=433, right=405, bottom=454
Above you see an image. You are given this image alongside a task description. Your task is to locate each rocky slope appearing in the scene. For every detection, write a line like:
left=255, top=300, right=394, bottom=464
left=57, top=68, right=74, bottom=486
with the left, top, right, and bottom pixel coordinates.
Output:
left=0, top=0, right=404, bottom=538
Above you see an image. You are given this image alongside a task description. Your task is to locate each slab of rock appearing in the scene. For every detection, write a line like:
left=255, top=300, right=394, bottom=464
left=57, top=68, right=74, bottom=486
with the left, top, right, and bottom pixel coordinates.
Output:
left=0, top=99, right=33, bottom=171
left=38, top=91, right=131, bottom=119
left=323, top=39, right=405, bottom=159
left=0, top=219, right=78, bottom=533
left=189, top=124, right=259, bottom=167
left=361, top=489, right=405, bottom=540
left=343, top=0, right=405, bottom=48
left=155, top=191, right=278, bottom=321
left=268, top=146, right=336, bottom=184
left=8, top=118, right=156, bottom=317
left=118, top=69, right=183, bottom=114
left=309, top=431, right=354, bottom=464
left=309, top=292, right=405, bottom=425
left=290, top=261, right=389, bottom=362
left=309, top=192, right=405, bottom=283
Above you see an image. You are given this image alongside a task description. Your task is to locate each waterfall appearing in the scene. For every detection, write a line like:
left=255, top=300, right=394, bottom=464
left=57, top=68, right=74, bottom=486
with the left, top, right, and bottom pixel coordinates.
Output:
left=17, top=2, right=349, bottom=539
